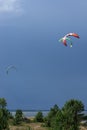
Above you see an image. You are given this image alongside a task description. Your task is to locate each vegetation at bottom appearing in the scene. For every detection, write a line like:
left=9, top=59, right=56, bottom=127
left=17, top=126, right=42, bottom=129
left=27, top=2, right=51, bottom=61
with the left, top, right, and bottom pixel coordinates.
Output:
left=0, top=97, right=87, bottom=130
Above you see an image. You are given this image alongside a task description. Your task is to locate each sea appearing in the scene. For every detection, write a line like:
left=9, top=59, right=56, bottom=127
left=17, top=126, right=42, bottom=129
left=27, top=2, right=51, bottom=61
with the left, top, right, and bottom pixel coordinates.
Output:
left=10, top=110, right=49, bottom=118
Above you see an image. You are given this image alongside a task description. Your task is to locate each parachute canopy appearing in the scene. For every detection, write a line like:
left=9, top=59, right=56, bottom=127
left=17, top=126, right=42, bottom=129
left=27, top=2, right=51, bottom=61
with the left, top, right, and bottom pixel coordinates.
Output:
left=59, top=32, right=79, bottom=47
left=6, top=65, right=17, bottom=74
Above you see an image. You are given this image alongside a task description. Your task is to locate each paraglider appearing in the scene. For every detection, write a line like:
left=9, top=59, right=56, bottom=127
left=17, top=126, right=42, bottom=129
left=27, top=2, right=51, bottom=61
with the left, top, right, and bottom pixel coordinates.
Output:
left=59, top=32, right=79, bottom=47
left=6, top=65, right=17, bottom=74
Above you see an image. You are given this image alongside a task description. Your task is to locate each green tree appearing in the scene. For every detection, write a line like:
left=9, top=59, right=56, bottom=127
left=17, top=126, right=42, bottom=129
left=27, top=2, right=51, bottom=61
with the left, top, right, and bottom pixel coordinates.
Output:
left=35, top=111, right=43, bottom=122
left=0, top=98, right=9, bottom=130
left=52, top=110, right=65, bottom=130
left=45, top=104, right=60, bottom=127
left=62, top=99, right=84, bottom=130
left=13, top=109, right=23, bottom=125
left=0, top=98, right=7, bottom=108
left=45, top=99, right=85, bottom=130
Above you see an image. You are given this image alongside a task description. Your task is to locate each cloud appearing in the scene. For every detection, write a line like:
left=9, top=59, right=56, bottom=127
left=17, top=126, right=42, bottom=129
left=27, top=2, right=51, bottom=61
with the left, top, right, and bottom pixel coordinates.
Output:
left=0, top=0, right=22, bottom=13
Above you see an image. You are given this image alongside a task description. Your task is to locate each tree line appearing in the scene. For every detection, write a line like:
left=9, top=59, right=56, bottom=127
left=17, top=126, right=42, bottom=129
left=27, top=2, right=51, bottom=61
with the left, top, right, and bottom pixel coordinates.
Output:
left=0, top=98, right=87, bottom=130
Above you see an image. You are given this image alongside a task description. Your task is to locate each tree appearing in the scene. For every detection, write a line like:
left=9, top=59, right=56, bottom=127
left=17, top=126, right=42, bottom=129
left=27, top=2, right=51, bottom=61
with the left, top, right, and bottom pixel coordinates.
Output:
left=45, top=99, right=85, bottom=130
left=45, top=104, right=60, bottom=127
left=62, top=99, right=84, bottom=130
left=52, top=110, right=64, bottom=130
left=0, top=98, right=9, bottom=130
left=13, top=109, right=23, bottom=125
left=0, top=98, right=7, bottom=108
left=35, top=111, right=43, bottom=122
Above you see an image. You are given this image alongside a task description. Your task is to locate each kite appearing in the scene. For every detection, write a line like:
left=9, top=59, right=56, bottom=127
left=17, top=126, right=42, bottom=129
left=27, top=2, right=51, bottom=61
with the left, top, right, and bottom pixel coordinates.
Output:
left=6, top=65, right=17, bottom=74
left=59, top=37, right=72, bottom=47
left=59, top=32, right=79, bottom=47
left=65, top=33, right=80, bottom=38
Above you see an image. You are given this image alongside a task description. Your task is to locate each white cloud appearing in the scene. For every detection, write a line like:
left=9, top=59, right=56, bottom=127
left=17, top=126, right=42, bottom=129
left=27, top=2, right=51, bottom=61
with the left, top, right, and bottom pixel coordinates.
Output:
left=0, top=0, right=22, bottom=13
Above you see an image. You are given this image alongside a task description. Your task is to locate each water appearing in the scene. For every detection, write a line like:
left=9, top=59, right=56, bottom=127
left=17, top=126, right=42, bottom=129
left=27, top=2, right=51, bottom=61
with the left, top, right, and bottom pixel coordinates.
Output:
left=10, top=110, right=49, bottom=118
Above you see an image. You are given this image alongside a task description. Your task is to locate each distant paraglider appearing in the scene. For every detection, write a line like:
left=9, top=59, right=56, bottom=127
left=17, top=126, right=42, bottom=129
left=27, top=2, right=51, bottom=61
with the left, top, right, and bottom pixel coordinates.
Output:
left=6, top=65, right=17, bottom=74
left=59, top=33, right=80, bottom=47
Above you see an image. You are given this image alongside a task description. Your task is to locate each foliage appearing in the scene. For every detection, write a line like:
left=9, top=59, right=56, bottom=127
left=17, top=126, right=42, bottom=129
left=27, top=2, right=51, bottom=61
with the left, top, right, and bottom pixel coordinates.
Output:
left=0, top=97, right=86, bottom=130
left=23, top=117, right=31, bottom=123
left=8, top=111, right=14, bottom=119
left=44, top=104, right=60, bottom=127
left=0, top=98, right=7, bottom=108
left=45, top=99, right=85, bottom=130
left=0, top=98, right=9, bottom=130
left=35, top=111, right=44, bottom=122
left=13, top=109, right=23, bottom=125
left=61, top=99, right=84, bottom=130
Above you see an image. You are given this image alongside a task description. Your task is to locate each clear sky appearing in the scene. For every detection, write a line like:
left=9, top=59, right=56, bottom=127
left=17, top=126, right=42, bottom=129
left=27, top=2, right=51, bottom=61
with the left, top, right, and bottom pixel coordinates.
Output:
left=0, top=0, right=87, bottom=110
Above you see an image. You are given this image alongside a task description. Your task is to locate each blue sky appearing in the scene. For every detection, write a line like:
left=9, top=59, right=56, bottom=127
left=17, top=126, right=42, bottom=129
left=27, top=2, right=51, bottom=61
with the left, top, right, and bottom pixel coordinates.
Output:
left=0, top=0, right=87, bottom=110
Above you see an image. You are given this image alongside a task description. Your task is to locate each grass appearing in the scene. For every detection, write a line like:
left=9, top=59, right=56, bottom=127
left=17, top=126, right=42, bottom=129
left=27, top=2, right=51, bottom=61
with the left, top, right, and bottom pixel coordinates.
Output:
left=9, top=122, right=48, bottom=130
left=9, top=123, right=87, bottom=130
left=9, top=118, right=87, bottom=130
